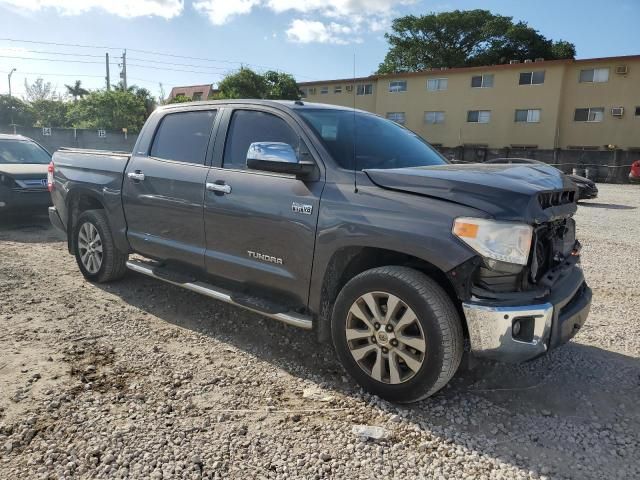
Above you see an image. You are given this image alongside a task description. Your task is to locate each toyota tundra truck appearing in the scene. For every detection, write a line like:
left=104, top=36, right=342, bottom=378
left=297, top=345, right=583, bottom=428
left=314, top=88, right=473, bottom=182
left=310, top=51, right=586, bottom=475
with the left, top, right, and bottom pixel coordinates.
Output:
left=48, top=100, right=592, bottom=402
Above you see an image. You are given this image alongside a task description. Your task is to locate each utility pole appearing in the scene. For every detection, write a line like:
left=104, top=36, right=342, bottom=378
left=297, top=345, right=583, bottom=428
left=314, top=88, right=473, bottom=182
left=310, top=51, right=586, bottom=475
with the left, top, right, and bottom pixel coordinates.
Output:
left=8, top=68, right=16, bottom=131
left=120, top=49, right=127, bottom=90
left=105, top=53, right=111, bottom=90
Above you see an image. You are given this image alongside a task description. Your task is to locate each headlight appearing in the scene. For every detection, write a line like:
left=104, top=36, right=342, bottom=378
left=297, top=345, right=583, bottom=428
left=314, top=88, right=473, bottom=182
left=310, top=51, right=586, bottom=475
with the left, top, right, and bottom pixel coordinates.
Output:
left=453, top=217, right=533, bottom=266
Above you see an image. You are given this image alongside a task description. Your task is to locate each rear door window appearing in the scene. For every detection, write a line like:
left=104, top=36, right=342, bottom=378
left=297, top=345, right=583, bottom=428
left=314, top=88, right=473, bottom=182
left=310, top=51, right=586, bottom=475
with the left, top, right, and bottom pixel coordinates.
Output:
left=150, top=110, right=216, bottom=165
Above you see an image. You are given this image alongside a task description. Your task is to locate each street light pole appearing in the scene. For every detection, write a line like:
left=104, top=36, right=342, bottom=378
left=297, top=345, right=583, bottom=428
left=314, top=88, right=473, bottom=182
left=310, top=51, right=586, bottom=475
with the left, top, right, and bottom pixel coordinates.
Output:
left=8, top=68, right=16, bottom=131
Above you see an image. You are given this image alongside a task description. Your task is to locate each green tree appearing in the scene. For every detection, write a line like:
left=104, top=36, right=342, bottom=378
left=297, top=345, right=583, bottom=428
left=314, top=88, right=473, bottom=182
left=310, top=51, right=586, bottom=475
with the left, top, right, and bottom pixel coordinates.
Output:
left=31, top=99, right=71, bottom=127
left=262, top=71, right=300, bottom=100
left=65, top=80, right=90, bottom=101
left=68, top=89, right=148, bottom=132
left=216, top=68, right=300, bottom=100
left=377, top=10, right=576, bottom=73
left=166, top=94, right=192, bottom=104
left=23, top=78, right=56, bottom=102
left=131, top=86, right=157, bottom=116
left=217, top=67, right=267, bottom=99
left=0, top=95, right=35, bottom=126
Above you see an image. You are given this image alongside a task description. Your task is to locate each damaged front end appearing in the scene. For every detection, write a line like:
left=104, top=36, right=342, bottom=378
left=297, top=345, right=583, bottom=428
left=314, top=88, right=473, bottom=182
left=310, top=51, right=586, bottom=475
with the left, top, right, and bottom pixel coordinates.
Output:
left=448, top=192, right=592, bottom=363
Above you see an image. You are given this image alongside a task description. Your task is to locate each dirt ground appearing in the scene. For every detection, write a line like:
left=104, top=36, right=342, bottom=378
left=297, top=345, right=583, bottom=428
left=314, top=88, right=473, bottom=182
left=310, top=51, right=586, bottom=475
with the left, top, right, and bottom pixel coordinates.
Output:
left=0, top=184, right=639, bottom=479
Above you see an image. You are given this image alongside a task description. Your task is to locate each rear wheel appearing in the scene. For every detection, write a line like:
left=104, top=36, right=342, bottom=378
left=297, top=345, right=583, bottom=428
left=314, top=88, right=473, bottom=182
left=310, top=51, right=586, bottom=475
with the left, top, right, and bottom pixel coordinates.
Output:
left=331, top=266, right=463, bottom=403
left=73, top=209, right=127, bottom=283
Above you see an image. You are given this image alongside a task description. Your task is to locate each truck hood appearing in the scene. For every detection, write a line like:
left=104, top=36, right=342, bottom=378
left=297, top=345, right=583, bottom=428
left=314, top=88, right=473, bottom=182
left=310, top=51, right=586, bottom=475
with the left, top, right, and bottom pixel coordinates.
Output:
left=0, top=163, right=48, bottom=179
left=365, top=163, right=577, bottom=223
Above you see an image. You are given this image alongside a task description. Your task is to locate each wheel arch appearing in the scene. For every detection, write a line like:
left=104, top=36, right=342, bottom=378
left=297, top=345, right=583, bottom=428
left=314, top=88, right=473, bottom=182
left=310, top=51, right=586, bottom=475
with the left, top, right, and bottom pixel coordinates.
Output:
left=65, top=188, right=106, bottom=254
left=314, top=246, right=464, bottom=342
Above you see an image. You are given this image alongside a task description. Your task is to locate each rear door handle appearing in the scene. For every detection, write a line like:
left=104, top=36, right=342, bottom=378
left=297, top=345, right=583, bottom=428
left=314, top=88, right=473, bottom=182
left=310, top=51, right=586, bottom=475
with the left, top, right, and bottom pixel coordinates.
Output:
left=127, top=171, right=145, bottom=181
left=206, top=182, right=231, bottom=194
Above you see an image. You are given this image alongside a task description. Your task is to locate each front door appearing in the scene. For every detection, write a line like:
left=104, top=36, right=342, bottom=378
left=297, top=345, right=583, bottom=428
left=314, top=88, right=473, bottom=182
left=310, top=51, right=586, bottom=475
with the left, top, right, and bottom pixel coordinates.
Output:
left=122, top=109, right=217, bottom=269
left=203, top=107, right=323, bottom=307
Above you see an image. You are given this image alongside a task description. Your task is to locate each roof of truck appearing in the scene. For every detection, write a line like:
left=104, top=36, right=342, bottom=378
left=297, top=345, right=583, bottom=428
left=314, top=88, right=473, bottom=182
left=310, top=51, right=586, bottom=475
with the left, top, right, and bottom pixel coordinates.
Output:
left=158, top=99, right=368, bottom=114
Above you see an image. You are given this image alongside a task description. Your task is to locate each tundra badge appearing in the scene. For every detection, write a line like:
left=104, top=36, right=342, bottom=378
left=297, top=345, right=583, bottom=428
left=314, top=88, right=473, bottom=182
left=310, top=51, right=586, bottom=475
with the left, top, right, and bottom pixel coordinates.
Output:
left=248, top=251, right=283, bottom=265
left=292, top=202, right=313, bottom=215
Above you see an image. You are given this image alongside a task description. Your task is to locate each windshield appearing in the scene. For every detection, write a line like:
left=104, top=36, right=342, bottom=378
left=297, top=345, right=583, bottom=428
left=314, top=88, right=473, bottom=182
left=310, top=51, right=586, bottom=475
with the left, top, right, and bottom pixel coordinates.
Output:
left=0, top=140, right=51, bottom=165
left=298, top=109, right=448, bottom=170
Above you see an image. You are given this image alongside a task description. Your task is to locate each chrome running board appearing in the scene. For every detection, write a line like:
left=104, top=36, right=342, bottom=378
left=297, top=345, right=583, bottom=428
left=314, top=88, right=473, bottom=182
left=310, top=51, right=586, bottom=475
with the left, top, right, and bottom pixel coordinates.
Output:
left=125, top=260, right=313, bottom=330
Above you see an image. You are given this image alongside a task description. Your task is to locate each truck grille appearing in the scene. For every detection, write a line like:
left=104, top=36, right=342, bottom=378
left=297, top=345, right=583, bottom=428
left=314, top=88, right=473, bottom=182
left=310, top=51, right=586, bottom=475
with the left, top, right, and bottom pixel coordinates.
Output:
left=538, top=190, right=575, bottom=209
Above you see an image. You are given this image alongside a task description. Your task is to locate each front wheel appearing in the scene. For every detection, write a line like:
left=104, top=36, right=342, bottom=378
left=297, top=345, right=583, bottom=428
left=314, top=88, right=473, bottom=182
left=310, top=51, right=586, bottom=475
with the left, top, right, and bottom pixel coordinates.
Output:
left=331, top=266, right=463, bottom=403
left=73, top=209, right=128, bottom=283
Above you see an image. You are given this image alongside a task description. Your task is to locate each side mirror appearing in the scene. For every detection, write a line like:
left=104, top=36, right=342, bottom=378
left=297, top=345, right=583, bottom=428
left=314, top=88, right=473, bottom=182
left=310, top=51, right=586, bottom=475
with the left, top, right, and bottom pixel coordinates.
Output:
left=246, top=142, right=315, bottom=179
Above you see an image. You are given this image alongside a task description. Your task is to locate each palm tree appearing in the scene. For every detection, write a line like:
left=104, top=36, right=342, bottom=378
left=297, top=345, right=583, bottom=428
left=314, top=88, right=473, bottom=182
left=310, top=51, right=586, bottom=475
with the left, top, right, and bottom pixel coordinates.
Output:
left=65, top=80, right=89, bottom=101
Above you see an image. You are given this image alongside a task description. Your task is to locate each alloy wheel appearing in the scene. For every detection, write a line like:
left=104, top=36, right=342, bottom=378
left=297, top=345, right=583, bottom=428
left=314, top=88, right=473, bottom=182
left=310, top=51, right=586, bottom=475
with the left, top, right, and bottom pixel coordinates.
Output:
left=78, top=222, right=103, bottom=274
left=345, top=291, right=426, bottom=384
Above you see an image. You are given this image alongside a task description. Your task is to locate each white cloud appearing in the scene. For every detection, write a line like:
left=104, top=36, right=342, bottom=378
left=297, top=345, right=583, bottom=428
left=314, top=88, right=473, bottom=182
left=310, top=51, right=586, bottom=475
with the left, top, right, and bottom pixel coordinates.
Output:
left=286, top=19, right=353, bottom=44
left=268, top=0, right=413, bottom=18
left=193, top=0, right=260, bottom=25
left=194, top=0, right=416, bottom=43
left=0, top=0, right=184, bottom=18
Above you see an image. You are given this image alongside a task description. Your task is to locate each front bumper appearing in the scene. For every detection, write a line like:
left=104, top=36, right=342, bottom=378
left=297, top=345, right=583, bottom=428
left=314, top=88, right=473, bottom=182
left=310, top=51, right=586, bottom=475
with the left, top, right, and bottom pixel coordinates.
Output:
left=0, top=188, right=51, bottom=213
left=462, top=265, right=591, bottom=363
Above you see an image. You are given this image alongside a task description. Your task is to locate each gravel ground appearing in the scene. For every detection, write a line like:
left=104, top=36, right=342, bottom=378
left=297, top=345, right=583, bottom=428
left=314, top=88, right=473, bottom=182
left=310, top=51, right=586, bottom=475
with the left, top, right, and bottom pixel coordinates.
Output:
left=0, top=184, right=639, bottom=480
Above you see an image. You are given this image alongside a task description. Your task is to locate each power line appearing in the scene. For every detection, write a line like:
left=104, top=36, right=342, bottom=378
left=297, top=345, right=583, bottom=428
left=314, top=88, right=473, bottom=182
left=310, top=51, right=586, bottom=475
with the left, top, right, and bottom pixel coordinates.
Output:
left=0, top=54, right=105, bottom=65
left=0, top=37, right=314, bottom=79
left=0, top=55, right=225, bottom=76
left=128, top=57, right=231, bottom=71
left=0, top=69, right=169, bottom=87
left=127, top=63, right=224, bottom=75
left=0, top=47, right=105, bottom=58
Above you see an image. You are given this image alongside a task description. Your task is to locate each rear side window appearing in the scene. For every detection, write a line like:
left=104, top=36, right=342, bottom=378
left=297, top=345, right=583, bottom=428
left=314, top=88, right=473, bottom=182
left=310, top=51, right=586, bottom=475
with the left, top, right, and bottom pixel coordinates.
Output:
left=223, top=110, right=298, bottom=170
left=150, top=110, right=216, bottom=164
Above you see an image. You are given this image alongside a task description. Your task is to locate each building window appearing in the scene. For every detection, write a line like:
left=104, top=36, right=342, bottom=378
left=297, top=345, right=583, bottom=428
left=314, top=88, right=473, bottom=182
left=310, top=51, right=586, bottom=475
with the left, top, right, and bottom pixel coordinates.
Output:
left=635, top=106, right=640, bottom=117
left=467, top=110, right=491, bottom=123
left=299, top=88, right=307, bottom=98
left=308, top=87, right=316, bottom=95
left=389, top=80, right=407, bottom=93
left=471, top=74, right=494, bottom=88
left=334, top=86, right=342, bottom=94
left=356, top=84, right=373, bottom=95
left=97, top=129, right=106, bottom=138
left=386, top=112, right=406, bottom=125
left=424, top=111, right=445, bottom=124
left=515, top=109, right=541, bottom=123
left=574, top=107, right=605, bottom=122
left=579, top=68, right=609, bottom=83
left=519, top=71, right=545, bottom=85
left=346, top=85, right=353, bottom=92
left=192, top=92, right=203, bottom=101
left=320, top=86, right=329, bottom=95
left=427, top=78, right=447, bottom=91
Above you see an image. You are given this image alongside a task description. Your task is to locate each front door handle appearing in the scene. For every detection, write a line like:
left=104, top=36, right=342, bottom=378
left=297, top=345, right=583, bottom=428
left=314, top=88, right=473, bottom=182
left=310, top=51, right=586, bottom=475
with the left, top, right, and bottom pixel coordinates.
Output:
left=127, top=171, right=145, bottom=181
left=206, top=182, right=232, bottom=194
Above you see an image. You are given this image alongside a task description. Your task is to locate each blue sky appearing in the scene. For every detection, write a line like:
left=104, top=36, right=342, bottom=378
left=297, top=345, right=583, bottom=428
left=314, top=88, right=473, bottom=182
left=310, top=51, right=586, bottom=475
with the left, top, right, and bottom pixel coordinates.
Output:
left=0, top=0, right=638, bottom=100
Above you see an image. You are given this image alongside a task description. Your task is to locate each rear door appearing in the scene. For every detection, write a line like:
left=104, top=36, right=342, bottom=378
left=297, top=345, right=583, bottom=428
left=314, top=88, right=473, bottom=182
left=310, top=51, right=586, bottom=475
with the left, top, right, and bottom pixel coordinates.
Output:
left=203, top=106, right=324, bottom=307
left=122, top=108, right=218, bottom=269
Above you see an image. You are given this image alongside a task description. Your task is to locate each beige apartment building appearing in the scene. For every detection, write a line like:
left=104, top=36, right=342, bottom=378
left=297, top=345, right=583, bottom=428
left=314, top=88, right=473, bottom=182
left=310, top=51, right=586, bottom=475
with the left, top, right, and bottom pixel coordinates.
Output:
left=298, top=55, right=640, bottom=151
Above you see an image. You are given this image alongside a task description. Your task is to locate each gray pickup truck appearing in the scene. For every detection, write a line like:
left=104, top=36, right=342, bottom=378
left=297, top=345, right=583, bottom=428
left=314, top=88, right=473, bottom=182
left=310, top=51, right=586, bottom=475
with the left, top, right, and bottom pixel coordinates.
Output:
left=49, top=100, right=591, bottom=402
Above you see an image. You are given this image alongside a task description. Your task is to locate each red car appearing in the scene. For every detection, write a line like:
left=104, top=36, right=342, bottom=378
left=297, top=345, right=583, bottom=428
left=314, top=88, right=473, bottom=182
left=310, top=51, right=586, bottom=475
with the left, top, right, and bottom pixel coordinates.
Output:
left=630, top=160, right=640, bottom=183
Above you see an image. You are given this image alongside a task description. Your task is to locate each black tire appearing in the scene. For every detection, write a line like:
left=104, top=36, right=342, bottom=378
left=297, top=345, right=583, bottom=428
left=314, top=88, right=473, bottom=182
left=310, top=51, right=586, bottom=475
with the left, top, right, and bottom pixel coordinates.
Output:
left=73, top=209, right=128, bottom=283
left=331, top=266, right=463, bottom=403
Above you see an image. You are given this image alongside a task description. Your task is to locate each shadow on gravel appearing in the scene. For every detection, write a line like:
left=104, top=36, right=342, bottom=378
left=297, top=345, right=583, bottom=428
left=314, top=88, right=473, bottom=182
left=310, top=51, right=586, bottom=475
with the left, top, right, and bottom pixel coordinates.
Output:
left=97, top=272, right=640, bottom=415
left=579, top=202, right=637, bottom=210
left=0, top=214, right=64, bottom=244
left=96, top=273, right=640, bottom=478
